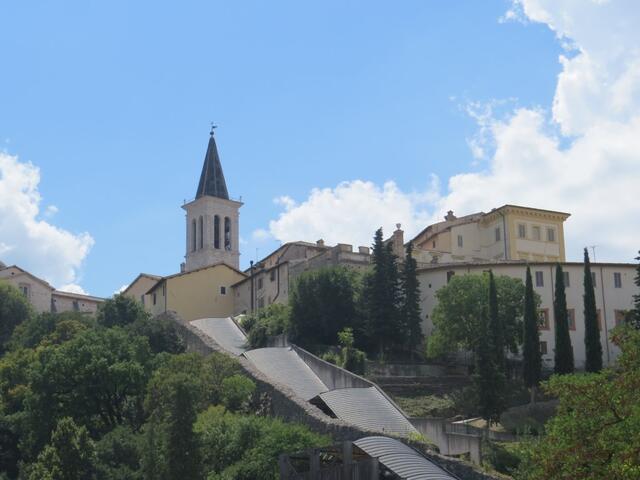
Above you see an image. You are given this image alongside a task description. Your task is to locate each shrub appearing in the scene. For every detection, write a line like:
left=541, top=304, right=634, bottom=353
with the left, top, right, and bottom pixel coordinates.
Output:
left=244, top=304, right=290, bottom=348
left=483, top=441, right=523, bottom=475
left=500, top=400, right=558, bottom=435
left=221, top=375, right=256, bottom=412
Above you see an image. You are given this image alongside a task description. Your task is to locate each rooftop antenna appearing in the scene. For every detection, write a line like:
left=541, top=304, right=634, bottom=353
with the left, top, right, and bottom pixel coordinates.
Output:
left=589, top=245, right=598, bottom=263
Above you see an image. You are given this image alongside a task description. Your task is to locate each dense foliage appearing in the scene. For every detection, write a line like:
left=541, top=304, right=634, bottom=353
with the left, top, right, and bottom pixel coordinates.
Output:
left=400, top=242, right=424, bottom=353
left=583, top=248, right=602, bottom=372
left=553, top=264, right=574, bottom=375
left=632, top=251, right=640, bottom=329
left=0, top=283, right=32, bottom=354
left=522, top=267, right=542, bottom=401
left=427, top=272, right=529, bottom=358
left=0, top=291, right=329, bottom=479
left=517, top=326, right=640, bottom=480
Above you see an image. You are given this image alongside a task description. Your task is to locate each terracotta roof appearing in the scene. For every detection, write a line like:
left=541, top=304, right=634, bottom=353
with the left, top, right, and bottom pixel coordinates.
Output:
left=121, top=273, right=162, bottom=295
left=145, top=262, right=246, bottom=294
left=52, top=290, right=104, bottom=302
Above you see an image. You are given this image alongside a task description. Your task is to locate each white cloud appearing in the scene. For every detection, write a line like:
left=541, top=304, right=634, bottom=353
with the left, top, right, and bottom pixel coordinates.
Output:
left=59, top=283, right=88, bottom=295
left=114, top=284, right=129, bottom=295
left=268, top=180, right=435, bottom=246
left=263, top=1, right=640, bottom=262
left=0, top=153, right=94, bottom=288
left=251, top=228, right=272, bottom=242
left=44, top=205, right=59, bottom=217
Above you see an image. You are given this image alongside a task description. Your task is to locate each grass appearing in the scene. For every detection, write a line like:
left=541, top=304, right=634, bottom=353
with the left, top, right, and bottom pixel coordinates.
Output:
left=394, top=394, right=457, bottom=418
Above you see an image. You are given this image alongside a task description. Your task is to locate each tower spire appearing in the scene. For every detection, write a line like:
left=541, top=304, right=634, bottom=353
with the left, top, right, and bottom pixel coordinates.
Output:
left=196, top=126, right=229, bottom=200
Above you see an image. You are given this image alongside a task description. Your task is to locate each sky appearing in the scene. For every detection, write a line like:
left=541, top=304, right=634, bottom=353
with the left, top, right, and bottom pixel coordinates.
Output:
left=1, top=0, right=639, bottom=297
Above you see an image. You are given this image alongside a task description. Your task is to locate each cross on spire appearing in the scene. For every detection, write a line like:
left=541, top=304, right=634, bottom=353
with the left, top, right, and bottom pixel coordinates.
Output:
left=210, top=122, right=217, bottom=136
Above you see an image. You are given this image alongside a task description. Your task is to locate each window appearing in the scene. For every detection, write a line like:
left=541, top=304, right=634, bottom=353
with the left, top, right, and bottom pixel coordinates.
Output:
left=535, top=271, right=544, bottom=287
left=518, top=224, right=526, bottom=238
left=220, top=286, right=226, bottom=295
left=432, top=241, right=436, bottom=248
left=153, top=293, right=157, bottom=305
left=213, top=215, right=220, bottom=249
left=538, top=309, right=550, bottom=330
left=457, top=235, right=463, bottom=248
left=18, top=283, right=30, bottom=298
left=72, top=300, right=79, bottom=312
left=446, top=271, right=455, bottom=283
left=191, top=219, right=197, bottom=252
left=547, top=228, right=555, bottom=242
left=567, top=309, right=576, bottom=330
left=198, top=216, right=204, bottom=249
left=540, top=341, right=548, bottom=355
left=270, top=270, right=276, bottom=282
left=614, top=272, right=622, bottom=288
left=592, top=272, right=597, bottom=288
left=615, top=310, right=626, bottom=326
left=224, top=217, right=231, bottom=251
left=563, top=271, right=570, bottom=287
left=495, top=227, right=501, bottom=242
left=257, top=278, right=263, bottom=290
left=532, top=226, right=541, bottom=241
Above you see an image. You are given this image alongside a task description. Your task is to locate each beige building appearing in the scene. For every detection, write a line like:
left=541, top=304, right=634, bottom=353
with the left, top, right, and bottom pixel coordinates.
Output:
left=0, top=264, right=103, bottom=314
left=121, top=273, right=161, bottom=308
left=232, top=240, right=372, bottom=315
left=145, top=263, right=245, bottom=322
left=417, top=261, right=637, bottom=369
left=411, top=205, right=569, bottom=264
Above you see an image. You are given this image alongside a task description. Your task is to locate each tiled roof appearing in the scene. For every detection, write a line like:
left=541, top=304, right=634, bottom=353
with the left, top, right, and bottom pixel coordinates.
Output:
left=190, top=317, right=247, bottom=356
left=196, top=131, right=229, bottom=200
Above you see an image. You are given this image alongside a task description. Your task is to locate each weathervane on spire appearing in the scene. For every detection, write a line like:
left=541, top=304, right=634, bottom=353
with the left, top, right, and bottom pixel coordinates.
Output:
left=210, top=122, right=217, bottom=136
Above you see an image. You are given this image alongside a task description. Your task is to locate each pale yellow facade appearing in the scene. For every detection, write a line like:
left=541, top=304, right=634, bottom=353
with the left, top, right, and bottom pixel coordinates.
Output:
left=147, top=263, right=245, bottom=322
left=122, top=273, right=161, bottom=309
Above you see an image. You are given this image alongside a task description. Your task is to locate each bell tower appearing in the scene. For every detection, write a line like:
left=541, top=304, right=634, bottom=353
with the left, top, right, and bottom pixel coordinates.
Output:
left=182, top=127, right=242, bottom=271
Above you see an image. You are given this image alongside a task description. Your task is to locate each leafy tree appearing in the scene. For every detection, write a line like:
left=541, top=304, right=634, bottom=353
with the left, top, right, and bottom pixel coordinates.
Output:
left=165, top=375, right=202, bottom=480
left=289, top=267, right=360, bottom=349
left=195, top=406, right=330, bottom=479
left=632, top=251, right=640, bottom=329
left=0, top=283, right=32, bottom=353
left=362, top=228, right=401, bottom=356
left=427, top=273, right=528, bottom=358
left=522, top=266, right=542, bottom=403
left=127, top=315, right=184, bottom=354
left=517, top=326, right=640, bottom=480
left=221, top=375, right=256, bottom=412
left=97, top=294, right=149, bottom=329
left=27, top=417, right=97, bottom=480
left=400, top=242, right=423, bottom=353
left=8, top=311, right=92, bottom=351
left=243, top=304, right=291, bottom=349
left=583, top=248, right=603, bottom=372
left=95, top=426, right=142, bottom=480
left=337, top=327, right=366, bottom=375
left=474, top=307, right=506, bottom=429
left=554, top=264, right=574, bottom=375
left=488, top=270, right=505, bottom=371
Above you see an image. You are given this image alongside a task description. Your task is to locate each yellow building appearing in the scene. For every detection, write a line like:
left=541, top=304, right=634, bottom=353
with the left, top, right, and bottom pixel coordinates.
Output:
left=411, top=204, right=570, bottom=263
left=144, top=261, right=245, bottom=322
left=121, top=273, right=161, bottom=309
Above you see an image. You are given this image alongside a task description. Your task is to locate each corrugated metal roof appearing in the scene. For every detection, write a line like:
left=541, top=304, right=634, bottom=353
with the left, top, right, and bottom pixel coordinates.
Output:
left=243, top=347, right=328, bottom=400
left=190, top=317, right=247, bottom=356
left=355, top=436, right=458, bottom=480
left=317, top=387, right=418, bottom=436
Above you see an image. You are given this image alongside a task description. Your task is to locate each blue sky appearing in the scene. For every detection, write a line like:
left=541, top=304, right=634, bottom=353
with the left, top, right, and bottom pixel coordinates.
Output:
left=3, top=1, right=637, bottom=297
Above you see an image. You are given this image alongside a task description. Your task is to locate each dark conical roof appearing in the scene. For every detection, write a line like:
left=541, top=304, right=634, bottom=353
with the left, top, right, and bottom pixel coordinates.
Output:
left=196, top=131, right=229, bottom=200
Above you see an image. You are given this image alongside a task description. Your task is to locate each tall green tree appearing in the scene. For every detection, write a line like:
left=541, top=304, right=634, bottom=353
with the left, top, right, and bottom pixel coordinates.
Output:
left=583, top=248, right=603, bottom=372
left=363, top=228, right=401, bottom=356
left=474, top=307, right=506, bottom=429
left=400, top=242, right=423, bottom=352
left=554, top=264, right=574, bottom=374
left=97, top=294, right=149, bottom=329
left=427, top=273, right=527, bottom=358
left=27, top=417, right=97, bottom=480
left=632, top=251, right=640, bottom=329
left=488, top=270, right=505, bottom=372
left=0, top=283, right=33, bottom=353
left=166, top=376, right=202, bottom=480
left=522, top=266, right=542, bottom=403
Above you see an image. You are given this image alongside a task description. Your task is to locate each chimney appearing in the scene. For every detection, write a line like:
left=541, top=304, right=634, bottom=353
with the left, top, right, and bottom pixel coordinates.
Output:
left=393, top=223, right=404, bottom=258
left=316, top=239, right=325, bottom=248
left=445, top=210, right=457, bottom=221
left=180, top=262, right=186, bottom=273
left=358, top=246, right=370, bottom=255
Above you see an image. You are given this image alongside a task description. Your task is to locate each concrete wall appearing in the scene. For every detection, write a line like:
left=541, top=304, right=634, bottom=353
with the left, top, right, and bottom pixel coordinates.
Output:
left=410, top=418, right=482, bottom=465
left=51, top=293, right=101, bottom=314
left=0, top=267, right=52, bottom=312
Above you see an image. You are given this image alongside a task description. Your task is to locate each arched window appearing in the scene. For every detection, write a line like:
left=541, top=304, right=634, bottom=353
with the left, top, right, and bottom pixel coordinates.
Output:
left=198, top=216, right=204, bottom=249
left=213, top=215, right=220, bottom=249
left=224, top=217, right=231, bottom=251
left=191, top=219, right=197, bottom=252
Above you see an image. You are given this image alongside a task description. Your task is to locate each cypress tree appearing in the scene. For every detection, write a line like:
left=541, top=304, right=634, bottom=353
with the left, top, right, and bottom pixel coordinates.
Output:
left=167, top=378, right=202, bottom=480
left=522, top=266, right=541, bottom=403
left=488, top=270, right=505, bottom=372
left=554, top=264, right=574, bottom=374
left=632, top=251, right=640, bottom=329
left=583, top=248, right=603, bottom=372
left=474, top=306, right=505, bottom=429
left=400, top=242, right=423, bottom=352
